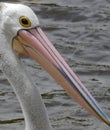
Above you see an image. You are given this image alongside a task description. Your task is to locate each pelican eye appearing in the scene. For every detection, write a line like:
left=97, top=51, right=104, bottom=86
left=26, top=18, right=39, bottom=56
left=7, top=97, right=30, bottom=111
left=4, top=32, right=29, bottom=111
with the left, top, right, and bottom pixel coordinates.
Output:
left=19, top=16, right=31, bottom=27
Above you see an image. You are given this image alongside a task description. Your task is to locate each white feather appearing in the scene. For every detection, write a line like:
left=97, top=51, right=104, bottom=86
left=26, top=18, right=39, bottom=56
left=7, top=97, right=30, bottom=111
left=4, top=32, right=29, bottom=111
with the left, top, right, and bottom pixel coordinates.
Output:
left=0, top=2, right=52, bottom=130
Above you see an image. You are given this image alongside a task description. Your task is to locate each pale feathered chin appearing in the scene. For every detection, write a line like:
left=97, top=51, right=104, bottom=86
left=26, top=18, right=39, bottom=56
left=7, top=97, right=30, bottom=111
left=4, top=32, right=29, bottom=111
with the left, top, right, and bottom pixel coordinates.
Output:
left=13, top=27, right=110, bottom=126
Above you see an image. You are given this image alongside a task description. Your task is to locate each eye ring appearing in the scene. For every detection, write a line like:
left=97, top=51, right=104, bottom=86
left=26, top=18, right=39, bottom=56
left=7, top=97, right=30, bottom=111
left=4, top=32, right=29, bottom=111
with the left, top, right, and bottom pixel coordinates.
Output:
left=19, top=16, right=31, bottom=27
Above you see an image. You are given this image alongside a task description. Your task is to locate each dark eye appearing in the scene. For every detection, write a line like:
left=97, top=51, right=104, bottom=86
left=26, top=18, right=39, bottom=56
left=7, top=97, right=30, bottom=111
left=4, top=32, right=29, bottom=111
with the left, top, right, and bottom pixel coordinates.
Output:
left=19, top=16, right=31, bottom=27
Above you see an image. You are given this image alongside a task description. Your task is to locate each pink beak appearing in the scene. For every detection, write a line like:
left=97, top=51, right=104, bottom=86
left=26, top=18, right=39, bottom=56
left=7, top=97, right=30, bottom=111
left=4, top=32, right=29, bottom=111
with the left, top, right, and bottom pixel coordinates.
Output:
left=13, top=27, right=110, bottom=126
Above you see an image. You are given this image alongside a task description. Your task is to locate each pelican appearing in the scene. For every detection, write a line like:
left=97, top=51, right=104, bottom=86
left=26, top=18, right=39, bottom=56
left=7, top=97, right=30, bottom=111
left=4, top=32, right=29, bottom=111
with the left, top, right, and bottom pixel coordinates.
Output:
left=0, top=2, right=110, bottom=130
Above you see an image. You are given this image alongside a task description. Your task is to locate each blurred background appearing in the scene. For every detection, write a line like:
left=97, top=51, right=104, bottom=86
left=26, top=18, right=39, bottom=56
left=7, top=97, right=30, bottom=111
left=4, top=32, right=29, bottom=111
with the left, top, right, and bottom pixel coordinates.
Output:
left=0, top=0, right=110, bottom=130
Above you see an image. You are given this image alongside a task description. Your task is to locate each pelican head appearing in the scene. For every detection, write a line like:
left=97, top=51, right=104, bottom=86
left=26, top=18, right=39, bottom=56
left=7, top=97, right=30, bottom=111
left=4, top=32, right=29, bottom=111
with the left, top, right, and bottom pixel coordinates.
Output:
left=0, top=2, right=110, bottom=130
left=1, top=3, right=38, bottom=39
